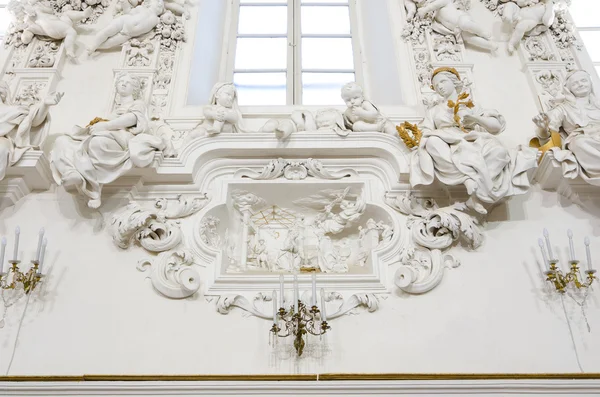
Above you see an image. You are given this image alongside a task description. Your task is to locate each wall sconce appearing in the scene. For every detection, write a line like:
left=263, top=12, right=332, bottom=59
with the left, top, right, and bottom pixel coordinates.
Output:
left=270, top=273, right=330, bottom=356
left=538, top=228, right=596, bottom=293
left=0, top=227, right=46, bottom=294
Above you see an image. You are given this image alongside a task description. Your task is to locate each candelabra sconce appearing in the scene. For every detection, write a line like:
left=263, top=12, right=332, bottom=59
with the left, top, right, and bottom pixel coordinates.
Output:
left=270, top=273, right=330, bottom=356
left=271, top=299, right=330, bottom=357
left=538, top=229, right=597, bottom=293
left=0, top=227, right=47, bottom=295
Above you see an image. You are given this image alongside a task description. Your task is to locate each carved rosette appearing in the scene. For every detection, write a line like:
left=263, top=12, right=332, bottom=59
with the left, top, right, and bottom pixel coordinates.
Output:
left=237, top=158, right=357, bottom=181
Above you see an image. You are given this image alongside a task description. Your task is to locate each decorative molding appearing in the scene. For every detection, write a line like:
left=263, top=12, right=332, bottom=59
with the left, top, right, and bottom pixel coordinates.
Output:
left=111, top=195, right=209, bottom=298
left=236, top=158, right=358, bottom=181
left=1, top=378, right=600, bottom=395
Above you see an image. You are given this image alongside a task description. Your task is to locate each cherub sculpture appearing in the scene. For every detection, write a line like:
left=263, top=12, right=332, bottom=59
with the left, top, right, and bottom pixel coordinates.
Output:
left=531, top=70, right=600, bottom=186
left=341, top=82, right=396, bottom=134
left=87, top=0, right=164, bottom=54
left=0, top=82, right=62, bottom=181
left=50, top=73, right=168, bottom=208
left=403, top=0, right=498, bottom=52
left=500, top=0, right=556, bottom=54
left=9, top=0, right=93, bottom=58
left=260, top=110, right=316, bottom=140
left=185, top=82, right=246, bottom=142
left=315, top=108, right=350, bottom=137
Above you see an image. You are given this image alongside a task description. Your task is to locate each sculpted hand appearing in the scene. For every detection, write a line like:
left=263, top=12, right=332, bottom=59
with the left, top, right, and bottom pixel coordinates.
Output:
left=462, top=114, right=480, bottom=128
left=417, top=7, right=429, bottom=18
left=215, top=108, right=226, bottom=122
left=533, top=113, right=550, bottom=130
left=90, top=122, right=110, bottom=134
left=44, top=92, right=64, bottom=106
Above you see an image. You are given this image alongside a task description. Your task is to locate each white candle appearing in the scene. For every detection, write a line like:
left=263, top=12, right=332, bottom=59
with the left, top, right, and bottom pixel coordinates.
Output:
left=543, top=228, right=554, bottom=259
left=38, top=238, right=47, bottom=274
left=293, top=274, right=298, bottom=313
left=585, top=237, right=593, bottom=271
left=0, top=237, right=6, bottom=273
left=12, top=226, right=20, bottom=261
left=311, top=272, right=317, bottom=306
left=538, top=238, right=549, bottom=270
left=279, top=274, right=284, bottom=308
left=272, top=290, right=277, bottom=324
left=35, top=227, right=45, bottom=262
left=320, top=288, right=327, bottom=322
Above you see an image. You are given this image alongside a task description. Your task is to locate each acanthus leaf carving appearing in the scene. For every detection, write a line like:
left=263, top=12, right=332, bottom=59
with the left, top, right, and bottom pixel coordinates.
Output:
left=111, top=195, right=209, bottom=253
left=138, top=249, right=201, bottom=299
left=238, top=158, right=357, bottom=181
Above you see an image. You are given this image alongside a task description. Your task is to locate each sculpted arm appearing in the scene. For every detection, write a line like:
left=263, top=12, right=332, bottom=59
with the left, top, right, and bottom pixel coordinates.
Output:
left=355, top=102, right=380, bottom=122
left=90, top=113, right=138, bottom=134
left=419, top=0, right=452, bottom=14
left=403, top=0, right=417, bottom=20
left=30, top=92, right=63, bottom=127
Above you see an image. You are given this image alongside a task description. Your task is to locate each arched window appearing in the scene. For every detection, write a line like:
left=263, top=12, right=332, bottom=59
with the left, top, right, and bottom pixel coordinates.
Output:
left=228, top=0, right=360, bottom=106
left=570, top=0, right=600, bottom=77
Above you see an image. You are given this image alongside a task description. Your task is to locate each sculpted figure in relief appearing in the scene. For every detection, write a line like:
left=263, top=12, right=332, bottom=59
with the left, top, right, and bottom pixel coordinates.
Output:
left=50, top=73, right=168, bottom=209
left=341, top=82, right=396, bottom=135
left=186, top=82, right=246, bottom=142
left=0, top=82, right=62, bottom=181
left=500, top=0, right=556, bottom=54
left=532, top=70, right=600, bottom=185
left=12, top=0, right=93, bottom=58
left=260, top=110, right=317, bottom=140
left=408, top=67, right=537, bottom=214
left=87, top=0, right=164, bottom=54
left=403, top=0, right=498, bottom=52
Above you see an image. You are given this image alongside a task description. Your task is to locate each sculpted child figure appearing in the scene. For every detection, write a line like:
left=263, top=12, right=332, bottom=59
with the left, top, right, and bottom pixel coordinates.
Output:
left=532, top=70, right=600, bottom=185
left=50, top=73, right=166, bottom=208
left=341, top=82, right=396, bottom=135
left=0, top=82, right=62, bottom=181
left=186, top=82, right=246, bottom=141
left=403, top=0, right=498, bottom=52
left=87, top=0, right=164, bottom=53
left=500, top=0, right=556, bottom=54
left=14, top=0, right=93, bottom=58
left=409, top=67, right=537, bottom=213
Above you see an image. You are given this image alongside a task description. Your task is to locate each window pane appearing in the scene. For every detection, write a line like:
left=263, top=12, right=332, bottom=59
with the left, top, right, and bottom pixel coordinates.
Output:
left=301, top=6, right=350, bottom=34
left=234, top=72, right=287, bottom=106
left=238, top=6, right=287, bottom=34
left=596, top=66, right=600, bottom=78
left=570, top=0, right=600, bottom=27
left=302, top=72, right=354, bottom=105
left=0, top=7, right=9, bottom=36
left=579, top=31, right=600, bottom=62
left=301, top=0, right=347, bottom=3
left=302, top=38, right=354, bottom=69
left=241, top=0, right=286, bottom=3
left=235, top=38, right=287, bottom=69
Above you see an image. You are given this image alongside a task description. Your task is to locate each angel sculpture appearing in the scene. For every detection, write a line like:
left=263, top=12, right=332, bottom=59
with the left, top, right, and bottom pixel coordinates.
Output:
left=87, top=0, right=164, bottom=54
left=500, top=0, right=557, bottom=54
left=0, top=82, right=62, bottom=181
left=9, top=0, right=93, bottom=58
left=403, top=0, right=498, bottom=52
left=50, top=73, right=169, bottom=209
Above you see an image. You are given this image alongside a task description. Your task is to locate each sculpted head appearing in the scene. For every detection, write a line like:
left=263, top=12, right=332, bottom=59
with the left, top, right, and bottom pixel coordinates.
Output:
left=431, top=67, right=462, bottom=98
left=146, top=0, right=165, bottom=15
left=214, top=84, right=236, bottom=108
left=115, top=73, right=143, bottom=99
left=341, top=82, right=364, bottom=107
left=565, top=70, right=593, bottom=99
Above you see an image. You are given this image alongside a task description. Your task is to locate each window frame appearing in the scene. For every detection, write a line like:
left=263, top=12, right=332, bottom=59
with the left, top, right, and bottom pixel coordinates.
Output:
left=223, top=0, right=364, bottom=108
left=569, top=0, right=600, bottom=83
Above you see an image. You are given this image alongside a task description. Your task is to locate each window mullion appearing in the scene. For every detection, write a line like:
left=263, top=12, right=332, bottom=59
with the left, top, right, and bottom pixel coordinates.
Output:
left=293, top=0, right=303, bottom=105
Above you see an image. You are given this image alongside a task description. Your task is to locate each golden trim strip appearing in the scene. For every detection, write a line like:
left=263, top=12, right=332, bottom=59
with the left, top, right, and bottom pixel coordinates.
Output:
left=0, top=373, right=599, bottom=382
